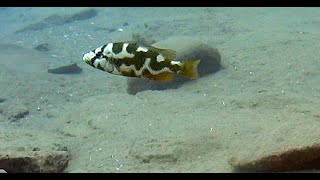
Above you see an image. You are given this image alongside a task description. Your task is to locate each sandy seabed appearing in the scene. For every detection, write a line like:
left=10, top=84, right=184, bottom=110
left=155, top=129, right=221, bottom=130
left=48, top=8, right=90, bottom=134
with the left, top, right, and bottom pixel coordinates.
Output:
left=0, top=7, right=320, bottom=173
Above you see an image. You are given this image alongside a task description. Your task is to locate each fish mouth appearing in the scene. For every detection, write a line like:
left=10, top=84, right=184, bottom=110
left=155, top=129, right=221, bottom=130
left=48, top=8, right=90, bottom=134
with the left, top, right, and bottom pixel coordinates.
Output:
left=82, top=51, right=96, bottom=65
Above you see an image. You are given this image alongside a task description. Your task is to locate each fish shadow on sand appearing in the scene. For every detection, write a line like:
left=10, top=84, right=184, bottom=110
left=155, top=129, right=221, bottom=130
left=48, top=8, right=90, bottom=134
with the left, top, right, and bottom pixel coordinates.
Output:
left=127, top=43, right=222, bottom=95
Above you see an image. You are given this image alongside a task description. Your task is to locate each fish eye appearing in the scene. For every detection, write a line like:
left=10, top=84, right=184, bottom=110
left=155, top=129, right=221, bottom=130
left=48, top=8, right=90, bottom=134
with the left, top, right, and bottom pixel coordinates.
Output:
left=96, top=52, right=103, bottom=58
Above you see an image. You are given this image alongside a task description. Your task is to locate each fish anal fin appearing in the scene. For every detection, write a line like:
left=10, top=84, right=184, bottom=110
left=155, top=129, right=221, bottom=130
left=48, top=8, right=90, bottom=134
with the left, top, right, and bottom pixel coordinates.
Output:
left=143, top=71, right=173, bottom=82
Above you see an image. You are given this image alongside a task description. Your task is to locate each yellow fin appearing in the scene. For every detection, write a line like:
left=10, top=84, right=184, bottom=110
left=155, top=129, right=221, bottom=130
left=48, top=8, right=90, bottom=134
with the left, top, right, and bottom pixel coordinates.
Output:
left=143, top=71, right=173, bottom=82
left=178, top=59, right=201, bottom=79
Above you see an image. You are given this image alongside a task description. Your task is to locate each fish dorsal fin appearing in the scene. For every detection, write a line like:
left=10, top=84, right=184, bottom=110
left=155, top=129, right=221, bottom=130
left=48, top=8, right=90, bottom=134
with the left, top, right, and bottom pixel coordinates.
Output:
left=147, top=46, right=177, bottom=60
left=125, top=41, right=177, bottom=60
left=158, top=48, right=176, bottom=60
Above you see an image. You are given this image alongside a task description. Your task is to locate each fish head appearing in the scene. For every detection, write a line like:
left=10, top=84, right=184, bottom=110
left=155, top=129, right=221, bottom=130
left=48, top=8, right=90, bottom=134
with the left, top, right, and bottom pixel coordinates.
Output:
left=83, top=49, right=114, bottom=73
left=82, top=51, right=97, bottom=67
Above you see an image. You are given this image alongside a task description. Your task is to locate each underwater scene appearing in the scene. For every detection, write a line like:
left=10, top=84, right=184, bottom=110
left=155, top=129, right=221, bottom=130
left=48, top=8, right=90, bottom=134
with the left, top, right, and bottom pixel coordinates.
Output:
left=0, top=7, right=320, bottom=173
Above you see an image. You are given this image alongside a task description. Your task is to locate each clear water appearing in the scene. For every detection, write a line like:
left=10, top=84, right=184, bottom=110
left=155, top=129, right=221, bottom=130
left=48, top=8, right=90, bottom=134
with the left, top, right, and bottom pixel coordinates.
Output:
left=0, top=7, right=320, bottom=173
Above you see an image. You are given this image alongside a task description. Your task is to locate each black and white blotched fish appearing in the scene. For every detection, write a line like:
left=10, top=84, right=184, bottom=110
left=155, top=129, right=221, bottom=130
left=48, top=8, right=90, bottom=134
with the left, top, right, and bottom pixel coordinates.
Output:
left=82, top=42, right=200, bottom=82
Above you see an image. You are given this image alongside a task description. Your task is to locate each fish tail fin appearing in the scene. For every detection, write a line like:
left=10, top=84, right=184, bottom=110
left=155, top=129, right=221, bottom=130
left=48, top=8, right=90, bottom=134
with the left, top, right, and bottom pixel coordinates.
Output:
left=178, top=59, right=201, bottom=79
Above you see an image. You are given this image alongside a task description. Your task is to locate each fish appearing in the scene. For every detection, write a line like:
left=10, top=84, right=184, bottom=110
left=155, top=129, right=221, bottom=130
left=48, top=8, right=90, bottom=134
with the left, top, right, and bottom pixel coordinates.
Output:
left=82, top=42, right=200, bottom=82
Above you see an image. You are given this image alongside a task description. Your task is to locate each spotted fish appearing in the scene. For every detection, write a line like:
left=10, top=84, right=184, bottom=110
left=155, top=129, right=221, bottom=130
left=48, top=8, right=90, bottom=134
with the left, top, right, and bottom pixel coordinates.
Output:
left=82, top=42, right=200, bottom=82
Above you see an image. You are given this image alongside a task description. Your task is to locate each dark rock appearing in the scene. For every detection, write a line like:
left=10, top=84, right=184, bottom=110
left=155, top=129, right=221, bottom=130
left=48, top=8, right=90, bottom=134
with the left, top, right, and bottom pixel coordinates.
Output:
left=229, top=143, right=320, bottom=172
left=12, top=110, right=29, bottom=121
left=34, top=43, right=49, bottom=52
left=15, top=9, right=98, bottom=33
left=0, top=98, right=5, bottom=103
left=123, top=22, right=129, bottom=26
left=0, top=150, right=69, bottom=173
left=48, top=63, right=82, bottom=75
left=67, top=9, right=97, bottom=22
left=0, top=125, right=70, bottom=173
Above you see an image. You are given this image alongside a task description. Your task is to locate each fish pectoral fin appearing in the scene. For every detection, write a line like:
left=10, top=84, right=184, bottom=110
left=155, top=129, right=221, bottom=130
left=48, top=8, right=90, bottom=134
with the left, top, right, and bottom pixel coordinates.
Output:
left=143, top=72, right=173, bottom=82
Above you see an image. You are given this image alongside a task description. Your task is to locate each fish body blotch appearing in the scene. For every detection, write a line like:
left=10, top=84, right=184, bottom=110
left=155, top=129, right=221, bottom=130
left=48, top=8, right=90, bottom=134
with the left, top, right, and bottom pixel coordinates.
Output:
left=83, top=42, right=200, bottom=82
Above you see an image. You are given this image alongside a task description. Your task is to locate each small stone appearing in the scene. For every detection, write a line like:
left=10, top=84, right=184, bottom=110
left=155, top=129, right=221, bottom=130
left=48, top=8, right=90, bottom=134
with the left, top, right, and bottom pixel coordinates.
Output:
left=10, top=109, right=29, bottom=122
left=32, top=147, right=40, bottom=151
left=34, top=43, right=49, bottom=52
